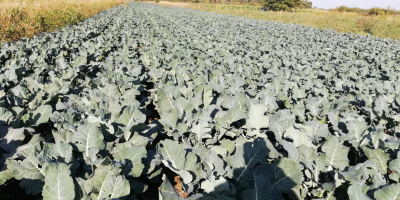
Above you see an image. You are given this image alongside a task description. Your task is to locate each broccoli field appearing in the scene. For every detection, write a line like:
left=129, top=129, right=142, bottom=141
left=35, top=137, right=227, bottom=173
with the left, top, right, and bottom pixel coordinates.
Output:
left=1, top=2, right=400, bottom=200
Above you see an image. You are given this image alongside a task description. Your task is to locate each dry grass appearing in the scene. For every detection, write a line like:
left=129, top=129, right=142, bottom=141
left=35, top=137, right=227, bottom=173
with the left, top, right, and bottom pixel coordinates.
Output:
left=0, top=0, right=131, bottom=43
left=147, top=1, right=400, bottom=40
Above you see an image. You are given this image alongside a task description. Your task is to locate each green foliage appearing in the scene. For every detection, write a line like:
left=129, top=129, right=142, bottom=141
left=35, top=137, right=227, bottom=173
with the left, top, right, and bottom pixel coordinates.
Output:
left=3, top=2, right=400, bottom=200
left=263, top=0, right=310, bottom=11
left=368, top=7, right=387, bottom=16
left=335, top=6, right=361, bottom=13
left=301, top=0, right=312, bottom=9
left=332, top=5, right=398, bottom=16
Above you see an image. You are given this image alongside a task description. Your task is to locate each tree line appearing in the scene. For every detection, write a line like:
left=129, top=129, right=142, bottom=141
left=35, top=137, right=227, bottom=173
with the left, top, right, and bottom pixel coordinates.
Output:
left=152, top=0, right=312, bottom=8
left=263, top=0, right=312, bottom=11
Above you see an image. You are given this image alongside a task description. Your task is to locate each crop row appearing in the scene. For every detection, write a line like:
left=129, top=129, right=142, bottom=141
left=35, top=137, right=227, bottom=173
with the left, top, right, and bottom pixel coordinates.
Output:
left=1, top=2, right=400, bottom=200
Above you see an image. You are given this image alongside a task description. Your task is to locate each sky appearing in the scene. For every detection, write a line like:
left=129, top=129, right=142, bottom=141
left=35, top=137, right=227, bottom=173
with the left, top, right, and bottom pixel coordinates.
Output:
left=310, top=0, right=400, bottom=10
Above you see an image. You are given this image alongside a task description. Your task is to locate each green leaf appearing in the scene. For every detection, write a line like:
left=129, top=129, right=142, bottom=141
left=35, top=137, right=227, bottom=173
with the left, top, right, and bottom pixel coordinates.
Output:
left=220, top=139, right=235, bottom=155
left=346, top=161, right=387, bottom=189
left=5, top=68, right=17, bottom=81
left=14, top=153, right=45, bottom=195
left=233, top=93, right=247, bottom=111
left=201, top=176, right=231, bottom=193
left=374, top=184, right=400, bottom=200
left=45, top=141, right=73, bottom=163
left=0, top=168, right=13, bottom=185
left=253, top=158, right=303, bottom=200
left=71, top=123, right=105, bottom=157
left=241, top=174, right=271, bottom=200
left=367, top=164, right=386, bottom=189
left=216, top=108, right=246, bottom=128
left=157, top=89, right=176, bottom=114
left=374, top=96, right=389, bottom=116
left=14, top=154, right=45, bottom=180
left=0, top=127, right=25, bottom=153
left=183, top=151, right=204, bottom=184
left=43, top=163, right=75, bottom=200
left=31, top=105, right=52, bottom=126
left=305, top=120, right=329, bottom=138
left=246, top=104, right=270, bottom=138
left=190, top=120, right=212, bottom=141
left=44, top=81, right=62, bottom=94
left=156, top=140, right=193, bottom=183
left=16, top=134, right=42, bottom=158
left=203, top=87, right=213, bottom=109
left=24, top=77, right=43, bottom=93
left=99, top=83, right=121, bottom=98
left=85, top=165, right=130, bottom=200
left=346, top=119, right=368, bottom=146
left=0, top=107, right=12, bottom=126
left=75, top=178, right=90, bottom=200
left=125, top=132, right=151, bottom=146
left=321, top=136, right=349, bottom=171
left=191, top=88, right=203, bottom=109
left=113, top=145, right=147, bottom=177
left=269, top=109, right=295, bottom=141
left=340, top=164, right=365, bottom=185
left=228, top=107, right=247, bottom=122
left=19, top=178, right=44, bottom=195
left=0, top=160, right=16, bottom=185
left=11, top=85, right=31, bottom=100
left=281, top=140, right=298, bottom=161
left=306, top=97, right=322, bottom=117
left=228, top=139, right=269, bottom=183
left=175, top=96, right=194, bottom=119
left=283, top=124, right=315, bottom=148
left=389, top=152, right=400, bottom=173
left=204, top=150, right=226, bottom=177
left=389, top=173, right=400, bottom=183
left=115, top=106, right=146, bottom=130
left=160, top=111, right=180, bottom=131
left=348, top=184, right=370, bottom=200
left=28, top=91, right=45, bottom=110
left=159, top=174, right=185, bottom=200
left=291, top=106, right=305, bottom=123
left=362, top=147, right=390, bottom=174
left=292, top=86, right=306, bottom=99
left=157, top=89, right=179, bottom=130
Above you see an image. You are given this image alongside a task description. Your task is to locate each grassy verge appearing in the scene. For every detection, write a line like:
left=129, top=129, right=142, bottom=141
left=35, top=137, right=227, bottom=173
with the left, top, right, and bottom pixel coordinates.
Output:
left=148, top=1, right=400, bottom=40
left=0, top=0, right=131, bottom=43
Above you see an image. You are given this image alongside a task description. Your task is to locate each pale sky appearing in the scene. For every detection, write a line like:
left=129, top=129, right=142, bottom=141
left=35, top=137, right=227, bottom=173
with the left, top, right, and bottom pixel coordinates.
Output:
left=311, top=0, right=400, bottom=10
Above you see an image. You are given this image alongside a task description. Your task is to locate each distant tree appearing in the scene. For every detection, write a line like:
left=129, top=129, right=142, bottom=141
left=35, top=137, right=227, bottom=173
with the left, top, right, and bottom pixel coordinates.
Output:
left=301, top=0, right=312, bottom=9
left=264, top=0, right=311, bottom=11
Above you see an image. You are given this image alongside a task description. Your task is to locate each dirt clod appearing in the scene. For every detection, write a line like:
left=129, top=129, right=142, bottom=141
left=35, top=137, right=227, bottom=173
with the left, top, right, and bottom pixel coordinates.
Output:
left=174, top=176, right=189, bottom=198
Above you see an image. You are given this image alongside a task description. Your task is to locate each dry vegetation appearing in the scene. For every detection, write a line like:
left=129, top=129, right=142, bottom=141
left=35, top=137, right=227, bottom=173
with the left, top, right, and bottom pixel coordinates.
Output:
left=154, top=1, right=190, bottom=7
left=148, top=1, right=400, bottom=40
left=0, top=0, right=131, bottom=43
left=2, top=0, right=399, bottom=43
